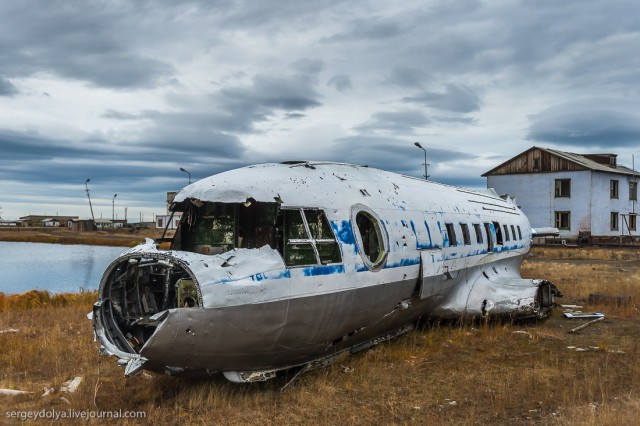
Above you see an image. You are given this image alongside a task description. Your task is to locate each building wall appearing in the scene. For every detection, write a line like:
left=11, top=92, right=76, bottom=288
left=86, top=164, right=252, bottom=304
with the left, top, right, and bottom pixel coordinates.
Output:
left=487, top=171, right=593, bottom=239
left=488, top=171, right=638, bottom=238
left=590, top=173, right=638, bottom=236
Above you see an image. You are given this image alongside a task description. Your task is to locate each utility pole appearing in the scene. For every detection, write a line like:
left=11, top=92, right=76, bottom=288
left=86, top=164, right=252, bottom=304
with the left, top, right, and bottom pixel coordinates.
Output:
left=112, top=194, right=117, bottom=224
left=85, top=179, right=96, bottom=226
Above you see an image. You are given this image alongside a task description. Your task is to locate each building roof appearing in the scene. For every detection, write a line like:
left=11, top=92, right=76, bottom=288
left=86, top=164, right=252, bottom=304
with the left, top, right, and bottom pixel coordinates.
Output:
left=482, top=146, right=638, bottom=177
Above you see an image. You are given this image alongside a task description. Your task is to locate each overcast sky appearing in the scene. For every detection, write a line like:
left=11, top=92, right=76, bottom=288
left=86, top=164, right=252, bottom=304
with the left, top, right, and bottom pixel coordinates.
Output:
left=1, top=0, right=640, bottom=221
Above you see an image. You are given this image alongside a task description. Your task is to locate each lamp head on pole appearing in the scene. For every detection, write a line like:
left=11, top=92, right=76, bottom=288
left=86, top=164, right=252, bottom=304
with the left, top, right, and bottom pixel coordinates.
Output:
left=414, top=142, right=423, bottom=149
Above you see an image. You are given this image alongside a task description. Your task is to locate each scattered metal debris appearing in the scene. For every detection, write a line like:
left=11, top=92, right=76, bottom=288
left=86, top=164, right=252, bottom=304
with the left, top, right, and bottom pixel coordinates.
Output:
left=0, top=328, right=19, bottom=334
left=569, top=317, right=605, bottom=334
left=42, top=387, right=55, bottom=397
left=563, top=312, right=605, bottom=319
left=0, top=388, right=33, bottom=396
left=60, top=377, right=83, bottom=393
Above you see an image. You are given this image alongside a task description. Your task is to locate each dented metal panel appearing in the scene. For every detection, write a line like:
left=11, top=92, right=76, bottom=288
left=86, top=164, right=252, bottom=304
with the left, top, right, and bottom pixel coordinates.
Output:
left=419, top=249, right=443, bottom=299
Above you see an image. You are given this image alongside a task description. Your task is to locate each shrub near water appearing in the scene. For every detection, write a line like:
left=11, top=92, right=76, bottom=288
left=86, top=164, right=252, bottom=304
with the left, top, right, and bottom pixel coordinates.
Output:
left=0, top=290, right=98, bottom=311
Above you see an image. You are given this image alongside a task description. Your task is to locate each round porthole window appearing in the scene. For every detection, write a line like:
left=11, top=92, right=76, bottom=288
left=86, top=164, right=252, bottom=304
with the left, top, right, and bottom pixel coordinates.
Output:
left=351, top=204, right=388, bottom=271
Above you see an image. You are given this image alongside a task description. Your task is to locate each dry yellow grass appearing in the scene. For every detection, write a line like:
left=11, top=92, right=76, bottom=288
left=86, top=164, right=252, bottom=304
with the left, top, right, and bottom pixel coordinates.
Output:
left=1, top=247, right=639, bottom=425
left=0, top=227, right=162, bottom=247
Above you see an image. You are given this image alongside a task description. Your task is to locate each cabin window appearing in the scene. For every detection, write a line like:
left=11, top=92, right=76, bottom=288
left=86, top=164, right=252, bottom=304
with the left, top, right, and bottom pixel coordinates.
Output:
left=352, top=205, right=388, bottom=270
left=445, top=223, right=457, bottom=247
left=555, top=179, right=571, bottom=198
left=503, top=224, right=510, bottom=241
left=555, top=211, right=570, bottom=230
left=510, top=225, right=517, bottom=240
left=460, top=223, right=471, bottom=245
left=493, top=221, right=503, bottom=245
left=283, top=208, right=341, bottom=267
left=611, top=212, right=619, bottom=231
left=473, top=223, right=483, bottom=244
left=610, top=180, right=619, bottom=199
left=484, top=222, right=494, bottom=252
left=630, top=182, right=638, bottom=201
left=517, top=225, right=523, bottom=240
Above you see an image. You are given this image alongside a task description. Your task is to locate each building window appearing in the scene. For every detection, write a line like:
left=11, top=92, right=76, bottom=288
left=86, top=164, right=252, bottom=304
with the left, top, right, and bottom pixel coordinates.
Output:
left=555, top=211, right=570, bottom=230
left=555, top=179, right=571, bottom=197
left=630, top=181, right=638, bottom=201
left=445, top=223, right=457, bottom=247
left=611, top=212, right=619, bottom=231
left=629, top=214, right=637, bottom=231
left=157, top=218, right=163, bottom=228
left=610, top=180, right=619, bottom=199
left=473, top=223, right=483, bottom=244
left=533, top=158, right=540, bottom=171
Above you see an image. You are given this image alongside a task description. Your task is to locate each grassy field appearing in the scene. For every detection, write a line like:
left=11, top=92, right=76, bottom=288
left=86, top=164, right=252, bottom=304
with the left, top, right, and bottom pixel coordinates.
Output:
left=1, top=247, right=638, bottom=425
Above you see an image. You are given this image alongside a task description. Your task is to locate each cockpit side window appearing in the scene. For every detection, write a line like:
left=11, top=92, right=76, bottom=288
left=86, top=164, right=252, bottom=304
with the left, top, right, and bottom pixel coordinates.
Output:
left=179, top=202, right=236, bottom=255
left=304, top=210, right=342, bottom=265
left=282, top=208, right=342, bottom=267
left=173, top=200, right=278, bottom=254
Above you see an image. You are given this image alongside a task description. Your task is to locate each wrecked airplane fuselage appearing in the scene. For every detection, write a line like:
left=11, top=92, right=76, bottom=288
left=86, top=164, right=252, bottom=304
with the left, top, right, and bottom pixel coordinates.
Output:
left=93, top=161, right=559, bottom=382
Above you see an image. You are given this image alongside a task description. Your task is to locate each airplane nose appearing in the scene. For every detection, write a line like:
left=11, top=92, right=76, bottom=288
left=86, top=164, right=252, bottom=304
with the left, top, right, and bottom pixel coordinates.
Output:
left=93, top=252, right=202, bottom=367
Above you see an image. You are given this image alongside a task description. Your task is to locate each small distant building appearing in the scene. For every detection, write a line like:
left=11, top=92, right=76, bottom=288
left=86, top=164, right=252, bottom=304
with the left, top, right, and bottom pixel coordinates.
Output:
left=94, top=218, right=113, bottom=229
left=112, top=219, right=127, bottom=228
left=483, top=147, right=638, bottom=241
left=42, top=218, right=61, bottom=227
left=19, top=215, right=78, bottom=227
left=156, top=213, right=182, bottom=230
left=70, top=219, right=95, bottom=231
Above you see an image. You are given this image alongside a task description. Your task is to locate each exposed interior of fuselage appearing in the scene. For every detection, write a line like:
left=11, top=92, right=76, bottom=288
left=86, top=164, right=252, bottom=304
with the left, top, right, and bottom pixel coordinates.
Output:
left=99, top=199, right=346, bottom=355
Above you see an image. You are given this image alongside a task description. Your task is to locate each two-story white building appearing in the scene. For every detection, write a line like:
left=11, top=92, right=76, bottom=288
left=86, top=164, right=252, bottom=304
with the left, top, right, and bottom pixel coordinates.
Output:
left=483, top=147, right=638, bottom=240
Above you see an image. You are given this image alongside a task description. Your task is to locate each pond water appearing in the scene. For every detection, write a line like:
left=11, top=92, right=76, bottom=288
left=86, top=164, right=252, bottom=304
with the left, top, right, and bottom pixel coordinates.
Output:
left=0, top=242, right=126, bottom=294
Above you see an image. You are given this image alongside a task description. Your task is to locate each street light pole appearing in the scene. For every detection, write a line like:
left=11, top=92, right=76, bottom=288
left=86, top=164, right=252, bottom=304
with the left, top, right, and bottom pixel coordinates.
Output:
left=414, top=142, right=429, bottom=180
left=112, top=194, right=117, bottom=224
left=85, top=179, right=96, bottom=223
left=180, top=167, right=192, bottom=184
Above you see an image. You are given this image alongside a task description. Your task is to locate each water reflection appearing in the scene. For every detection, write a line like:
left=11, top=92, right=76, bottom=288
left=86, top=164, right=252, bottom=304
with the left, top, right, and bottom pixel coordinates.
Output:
left=0, top=242, right=126, bottom=294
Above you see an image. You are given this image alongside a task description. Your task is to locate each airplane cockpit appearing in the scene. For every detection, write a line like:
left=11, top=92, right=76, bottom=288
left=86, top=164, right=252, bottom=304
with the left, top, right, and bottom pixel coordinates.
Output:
left=168, top=200, right=342, bottom=268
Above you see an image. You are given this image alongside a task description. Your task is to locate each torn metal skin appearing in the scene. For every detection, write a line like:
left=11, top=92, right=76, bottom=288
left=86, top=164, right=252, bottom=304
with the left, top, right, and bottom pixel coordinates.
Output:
left=93, top=161, right=560, bottom=383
